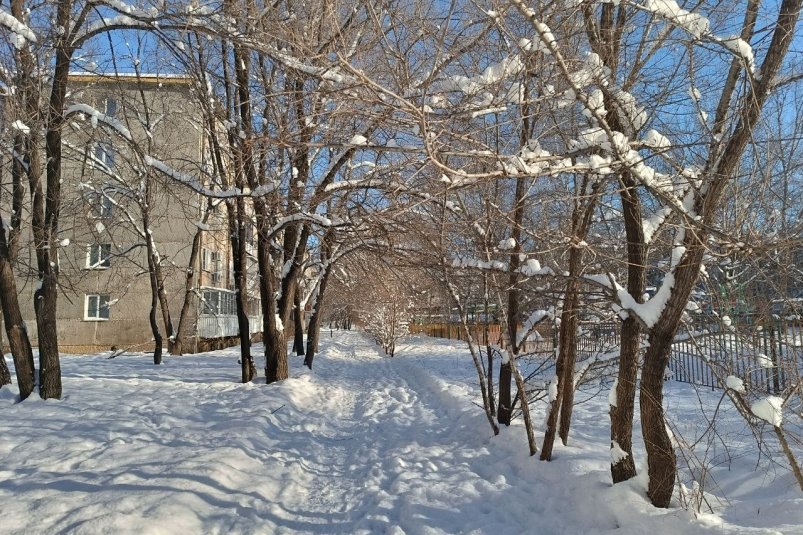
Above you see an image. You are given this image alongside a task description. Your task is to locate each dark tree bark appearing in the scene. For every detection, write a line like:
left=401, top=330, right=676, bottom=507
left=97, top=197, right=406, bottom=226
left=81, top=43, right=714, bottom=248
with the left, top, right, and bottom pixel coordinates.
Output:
left=304, top=254, right=333, bottom=369
left=610, top=175, right=644, bottom=483
left=0, top=257, right=35, bottom=398
left=0, top=351, right=9, bottom=388
left=34, top=3, right=74, bottom=398
left=541, top=172, right=599, bottom=458
left=498, top=174, right=526, bottom=425
left=639, top=0, right=801, bottom=507
left=497, top=362, right=513, bottom=425
left=294, top=290, right=305, bottom=356
left=0, top=132, right=35, bottom=398
left=144, top=220, right=164, bottom=365
left=156, top=266, right=174, bottom=345
left=172, top=225, right=204, bottom=355
left=226, top=22, right=292, bottom=384
left=228, top=196, right=255, bottom=383
left=541, top=278, right=579, bottom=461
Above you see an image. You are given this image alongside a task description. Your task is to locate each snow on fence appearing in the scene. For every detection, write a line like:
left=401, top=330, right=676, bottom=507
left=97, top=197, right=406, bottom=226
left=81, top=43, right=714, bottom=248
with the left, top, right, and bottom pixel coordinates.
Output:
left=411, top=317, right=803, bottom=393
left=197, top=314, right=263, bottom=339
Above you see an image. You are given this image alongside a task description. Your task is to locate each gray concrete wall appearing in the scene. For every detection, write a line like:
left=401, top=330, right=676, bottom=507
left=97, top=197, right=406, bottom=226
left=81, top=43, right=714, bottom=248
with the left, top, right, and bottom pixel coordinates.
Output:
left=5, top=74, right=233, bottom=353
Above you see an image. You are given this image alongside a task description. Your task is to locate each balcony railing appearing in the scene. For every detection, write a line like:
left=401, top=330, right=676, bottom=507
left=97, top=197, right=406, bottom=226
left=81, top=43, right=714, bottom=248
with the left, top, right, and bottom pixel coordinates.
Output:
left=197, top=314, right=263, bottom=339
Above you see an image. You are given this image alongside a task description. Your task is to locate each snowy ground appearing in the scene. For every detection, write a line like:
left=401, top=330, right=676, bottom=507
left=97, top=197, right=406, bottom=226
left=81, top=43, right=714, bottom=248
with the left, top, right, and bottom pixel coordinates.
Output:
left=1, top=331, right=802, bottom=534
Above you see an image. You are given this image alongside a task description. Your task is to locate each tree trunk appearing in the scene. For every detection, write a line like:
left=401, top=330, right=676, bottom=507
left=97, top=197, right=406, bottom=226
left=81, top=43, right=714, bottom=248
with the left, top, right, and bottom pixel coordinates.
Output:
left=610, top=315, right=640, bottom=482
left=544, top=174, right=599, bottom=455
left=32, top=0, right=73, bottom=400
left=512, top=358, right=538, bottom=455
left=35, top=275, right=61, bottom=398
left=638, top=0, right=802, bottom=506
left=497, top=362, right=513, bottom=425
left=256, top=221, right=289, bottom=383
left=486, top=345, right=495, bottom=418
left=611, top=176, right=645, bottom=483
left=172, top=228, right=203, bottom=355
left=147, top=252, right=164, bottom=366
left=155, top=264, right=174, bottom=344
left=294, top=290, right=305, bottom=356
left=499, top=172, right=526, bottom=426
left=640, top=329, right=676, bottom=508
left=0, top=254, right=35, bottom=399
left=265, top=321, right=288, bottom=382
left=304, top=262, right=332, bottom=369
left=541, top=287, right=577, bottom=460
left=558, top=267, right=583, bottom=444
left=229, top=197, right=255, bottom=383
left=0, top=352, right=9, bottom=388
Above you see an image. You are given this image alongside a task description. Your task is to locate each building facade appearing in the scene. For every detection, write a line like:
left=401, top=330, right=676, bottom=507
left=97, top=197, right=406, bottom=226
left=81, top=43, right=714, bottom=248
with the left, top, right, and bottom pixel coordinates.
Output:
left=1, top=73, right=261, bottom=353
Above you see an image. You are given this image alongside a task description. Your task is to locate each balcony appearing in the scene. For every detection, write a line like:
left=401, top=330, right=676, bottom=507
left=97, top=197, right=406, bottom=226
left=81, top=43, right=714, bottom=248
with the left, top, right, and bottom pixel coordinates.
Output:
left=197, top=314, right=263, bottom=339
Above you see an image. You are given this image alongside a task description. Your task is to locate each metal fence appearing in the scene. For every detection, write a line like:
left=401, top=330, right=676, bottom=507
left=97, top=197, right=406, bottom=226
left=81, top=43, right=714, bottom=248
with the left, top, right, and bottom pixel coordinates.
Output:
left=670, top=319, right=803, bottom=393
left=411, top=317, right=803, bottom=394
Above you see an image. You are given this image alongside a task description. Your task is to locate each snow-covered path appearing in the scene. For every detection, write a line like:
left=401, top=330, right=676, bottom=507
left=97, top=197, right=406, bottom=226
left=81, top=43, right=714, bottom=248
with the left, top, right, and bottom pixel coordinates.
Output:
left=0, top=332, right=512, bottom=534
left=2, top=331, right=803, bottom=534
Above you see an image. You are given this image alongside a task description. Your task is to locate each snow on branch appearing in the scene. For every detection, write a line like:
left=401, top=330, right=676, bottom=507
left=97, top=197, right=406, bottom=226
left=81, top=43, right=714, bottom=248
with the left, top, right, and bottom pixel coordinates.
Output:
left=518, top=258, right=553, bottom=277
left=450, top=256, right=508, bottom=272
left=144, top=155, right=252, bottom=199
left=66, top=103, right=133, bottom=141
left=642, top=0, right=757, bottom=75
left=517, top=309, right=552, bottom=347
left=0, top=9, right=37, bottom=48
left=324, top=178, right=386, bottom=193
left=265, top=212, right=338, bottom=239
left=643, top=0, right=710, bottom=39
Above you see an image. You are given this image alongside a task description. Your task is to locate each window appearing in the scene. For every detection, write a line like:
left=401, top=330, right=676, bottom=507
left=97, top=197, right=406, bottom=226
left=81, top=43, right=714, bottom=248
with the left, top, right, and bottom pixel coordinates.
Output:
left=94, top=142, right=115, bottom=169
left=86, top=191, right=113, bottom=219
left=201, top=248, right=222, bottom=286
left=201, top=248, right=212, bottom=271
left=87, top=243, right=111, bottom=268
left=104, top=98, right=118, bottom=118
left=201, top=288, right=236, bottom=315
left=85, top=294, right=110, bottom=320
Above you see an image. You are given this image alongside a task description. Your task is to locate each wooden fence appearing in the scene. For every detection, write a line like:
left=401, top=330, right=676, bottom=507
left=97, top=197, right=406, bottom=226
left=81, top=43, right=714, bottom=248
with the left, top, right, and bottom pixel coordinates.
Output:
left=408, top=322, right=553, bottom=354
left=409, top=318, right=803, bottom=393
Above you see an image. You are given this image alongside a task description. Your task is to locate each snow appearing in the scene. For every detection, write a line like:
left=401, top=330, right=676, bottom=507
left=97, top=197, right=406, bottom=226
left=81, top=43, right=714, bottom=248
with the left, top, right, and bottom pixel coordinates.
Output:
left=751, top=396, right=783, bottom=427
left=721, top=36, right=756, bottom=75
left=66, top=103, right=132, bottom=141
left=518, top=258, right=553, bottom=277
left=349, top=134, right=368, bottom=146
left=11, top=120, right=31, bottom=135
left=611, top=440, right=629, bottom=464
left=517, top=309, right=550, bottom=346
left=609, top=378, right=619, bottom=407
left=548, top=375, right=559, bottom=401
left=645, top=0, right=710, bottom=39
left=451, top=256, right=507, bottom=272
left=0, top=9, right=37, bottom=47
left=644, top=129, right=671, bottom=150
left=757, top=353, right=774, bottom=368
left=2, top=332, right=802, bottom=534
left=144, top=156, right=250, bottom=199
left=725, top=375, right=745, bottom=393
left=497, top=237, right=516, bottom=250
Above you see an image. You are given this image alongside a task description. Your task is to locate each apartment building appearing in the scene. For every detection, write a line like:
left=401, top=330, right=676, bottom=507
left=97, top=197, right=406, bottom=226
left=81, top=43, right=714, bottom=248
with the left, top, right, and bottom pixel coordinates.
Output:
left=1, top=73, right=261, bottom=353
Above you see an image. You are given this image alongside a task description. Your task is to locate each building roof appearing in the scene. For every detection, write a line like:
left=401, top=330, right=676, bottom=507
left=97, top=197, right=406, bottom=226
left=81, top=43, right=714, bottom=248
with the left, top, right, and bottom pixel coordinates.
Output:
left=68, top=72, right=193, bottom=85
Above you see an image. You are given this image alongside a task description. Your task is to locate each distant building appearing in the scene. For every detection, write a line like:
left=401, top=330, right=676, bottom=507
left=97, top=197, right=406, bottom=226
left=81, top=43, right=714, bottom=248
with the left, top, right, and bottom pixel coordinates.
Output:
left=1, top=73, right=262, bottom=353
